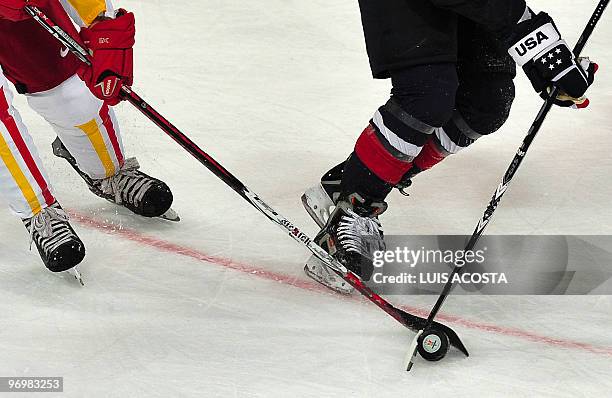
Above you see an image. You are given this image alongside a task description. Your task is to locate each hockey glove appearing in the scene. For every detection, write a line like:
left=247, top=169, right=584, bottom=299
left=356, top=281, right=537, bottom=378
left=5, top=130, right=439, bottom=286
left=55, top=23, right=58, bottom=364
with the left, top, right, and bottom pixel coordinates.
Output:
left=78, top=9, right=135, bottom=106
left=508, top=12, right=597, bottom=109
left=0, top=0, right=46, bottom=21
left=539, top=58, right=598, bottom=109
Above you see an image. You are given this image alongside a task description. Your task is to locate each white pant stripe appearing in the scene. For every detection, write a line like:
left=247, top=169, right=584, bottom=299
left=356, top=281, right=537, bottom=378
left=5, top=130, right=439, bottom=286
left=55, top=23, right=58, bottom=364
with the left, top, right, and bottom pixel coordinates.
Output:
left=372, top=110, right=422, bottom=158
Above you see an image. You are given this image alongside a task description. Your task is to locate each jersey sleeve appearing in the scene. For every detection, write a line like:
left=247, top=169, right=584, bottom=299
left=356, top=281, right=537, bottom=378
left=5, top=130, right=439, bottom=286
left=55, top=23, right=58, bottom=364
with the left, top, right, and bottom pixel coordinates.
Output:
left=428, top=0, right=528, bottom=35
left=59, top=0, right=115, bottom=27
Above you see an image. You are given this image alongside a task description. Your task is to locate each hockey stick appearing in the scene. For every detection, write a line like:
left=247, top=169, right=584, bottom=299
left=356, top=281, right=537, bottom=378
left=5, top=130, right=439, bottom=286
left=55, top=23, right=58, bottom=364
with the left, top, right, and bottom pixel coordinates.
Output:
left=24, top=6, right=469, bottom=357
left=405, top=0, right=610, bottom=371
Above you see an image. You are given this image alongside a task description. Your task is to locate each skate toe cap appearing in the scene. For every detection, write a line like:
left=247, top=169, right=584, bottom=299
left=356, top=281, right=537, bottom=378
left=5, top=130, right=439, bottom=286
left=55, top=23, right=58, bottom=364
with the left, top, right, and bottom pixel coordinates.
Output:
left=47, top=241, right=86, bottom=273
left=140, top=183, right=173, bottom=218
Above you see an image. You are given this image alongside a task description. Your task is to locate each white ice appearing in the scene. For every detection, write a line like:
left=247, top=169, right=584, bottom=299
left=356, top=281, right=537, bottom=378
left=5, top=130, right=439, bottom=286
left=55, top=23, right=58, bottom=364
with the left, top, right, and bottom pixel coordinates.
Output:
left=1, top=0, right=611, bottom=396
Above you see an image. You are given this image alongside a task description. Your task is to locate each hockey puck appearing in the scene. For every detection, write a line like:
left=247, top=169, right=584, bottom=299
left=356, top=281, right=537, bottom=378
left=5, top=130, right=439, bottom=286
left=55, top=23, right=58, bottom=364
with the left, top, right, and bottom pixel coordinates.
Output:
left=417, top=328, right=449, bottom=362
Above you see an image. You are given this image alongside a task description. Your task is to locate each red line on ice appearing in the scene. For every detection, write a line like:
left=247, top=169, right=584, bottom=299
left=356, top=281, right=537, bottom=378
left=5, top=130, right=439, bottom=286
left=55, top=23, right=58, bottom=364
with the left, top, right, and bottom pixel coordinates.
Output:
left=69, top=210, right=612, bottom=358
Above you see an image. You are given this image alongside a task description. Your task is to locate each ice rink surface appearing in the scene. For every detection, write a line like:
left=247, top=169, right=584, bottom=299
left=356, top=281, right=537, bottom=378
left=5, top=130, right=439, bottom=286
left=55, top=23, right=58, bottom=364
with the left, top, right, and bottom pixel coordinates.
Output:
left=1, top=0, right=611, bottom=396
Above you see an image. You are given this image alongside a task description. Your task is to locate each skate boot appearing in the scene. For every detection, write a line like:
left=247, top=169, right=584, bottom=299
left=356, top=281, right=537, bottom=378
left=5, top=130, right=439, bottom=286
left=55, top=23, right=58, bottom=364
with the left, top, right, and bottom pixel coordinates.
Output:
left=24, top=202, right=85, bottom=272
left=305, top=193, right=387, bottom=294
left=52, top=137, right=176, bottom=220
left=91, top=158, right=173, bottom=218
left=302, top=160, right=406, bottom=226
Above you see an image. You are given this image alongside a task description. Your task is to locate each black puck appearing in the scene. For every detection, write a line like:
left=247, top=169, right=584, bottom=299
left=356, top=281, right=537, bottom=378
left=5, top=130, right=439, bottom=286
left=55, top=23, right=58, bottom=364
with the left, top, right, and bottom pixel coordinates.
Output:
left=417, top=328, right=449, bottom=362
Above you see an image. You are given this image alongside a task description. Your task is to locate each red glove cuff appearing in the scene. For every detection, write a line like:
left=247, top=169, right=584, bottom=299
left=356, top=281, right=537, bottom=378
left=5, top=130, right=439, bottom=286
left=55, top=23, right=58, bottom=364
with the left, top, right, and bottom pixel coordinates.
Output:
left=80, top=10, right=135, bottom=51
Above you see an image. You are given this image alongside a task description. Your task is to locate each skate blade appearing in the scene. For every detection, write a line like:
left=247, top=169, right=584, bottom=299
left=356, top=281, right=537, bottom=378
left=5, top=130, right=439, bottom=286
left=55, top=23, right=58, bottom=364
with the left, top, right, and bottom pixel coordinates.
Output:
left=102, top=200, right=181, bottom=222
left=158, top=208, right=180, bottom=222
left=66, top=266, right=85, bottom=286
left=304, top=256, right=353, bottom=295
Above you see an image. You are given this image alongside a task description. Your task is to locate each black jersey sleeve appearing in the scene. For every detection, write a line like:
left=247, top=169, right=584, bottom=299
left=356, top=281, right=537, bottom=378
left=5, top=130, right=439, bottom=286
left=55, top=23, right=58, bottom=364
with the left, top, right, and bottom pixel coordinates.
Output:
left=428, top=0, right=527, bottom=35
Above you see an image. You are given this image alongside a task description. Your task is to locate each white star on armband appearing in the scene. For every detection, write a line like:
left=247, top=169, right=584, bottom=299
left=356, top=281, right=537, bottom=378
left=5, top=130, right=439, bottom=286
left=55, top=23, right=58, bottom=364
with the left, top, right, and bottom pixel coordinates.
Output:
left=555, top=48, right=562, bottom=54
left=549, top=64, right=555, bottom=70
left=556, top=59, right=562, bottom=65
left=541, top=58, right=548, bottom=64
left=548, top=53, right=554, bottom=59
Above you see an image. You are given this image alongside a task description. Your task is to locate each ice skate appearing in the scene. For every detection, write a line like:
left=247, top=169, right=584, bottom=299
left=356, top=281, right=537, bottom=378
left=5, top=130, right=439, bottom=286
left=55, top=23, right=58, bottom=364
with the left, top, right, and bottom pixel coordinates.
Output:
left=302, top=162, right=352, bottom=293
left=91, top=157, right=175, bottom=218
left=304, top=189, right=386, bottom=293
left=314, top=194, right=386, bottom=280
left=52, top=137, right=178, bottom=220
left=23, top=202, right=86, bottom=273
left=302, top=159, right=387, bottom=292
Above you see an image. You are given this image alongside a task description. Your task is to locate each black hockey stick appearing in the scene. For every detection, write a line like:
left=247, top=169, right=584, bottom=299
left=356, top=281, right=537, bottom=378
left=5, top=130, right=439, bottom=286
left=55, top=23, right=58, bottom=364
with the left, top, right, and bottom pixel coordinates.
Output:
left=405, top=0, right=610, bottom=371
left=25, top=6, right=469, bottom=357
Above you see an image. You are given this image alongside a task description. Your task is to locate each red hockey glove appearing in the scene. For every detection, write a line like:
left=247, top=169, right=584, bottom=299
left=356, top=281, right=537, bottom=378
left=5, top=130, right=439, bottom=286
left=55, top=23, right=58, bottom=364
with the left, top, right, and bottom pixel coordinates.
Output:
left=78, top=9, right=135, bottom=106
left=0, top=0, right=46, bottom=21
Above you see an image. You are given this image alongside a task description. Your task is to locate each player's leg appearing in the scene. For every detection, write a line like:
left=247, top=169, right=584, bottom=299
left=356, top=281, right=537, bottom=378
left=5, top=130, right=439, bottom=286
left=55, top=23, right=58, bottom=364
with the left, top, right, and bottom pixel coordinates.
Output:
left=303, top=64, right=459, bottom=291
left=342, top=64, right=459, bottom=202
left=400, top=20, right=518, bottom=186
left=312, top=23, right=516, bottom=289
left=307, top=0, right=461, bottom=220
left=0, top=71, right=84, bottom=272
left=303, top=1, right=460, bottom=291
left=26, top=75, right=174, bottom=218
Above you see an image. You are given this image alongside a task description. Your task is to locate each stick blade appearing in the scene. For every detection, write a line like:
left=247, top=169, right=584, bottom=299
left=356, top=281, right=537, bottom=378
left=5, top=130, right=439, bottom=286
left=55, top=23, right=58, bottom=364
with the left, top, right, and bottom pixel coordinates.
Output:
left=396, top=306, right=469, bottom=357
left=432, top=320, right=469, bottom=357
